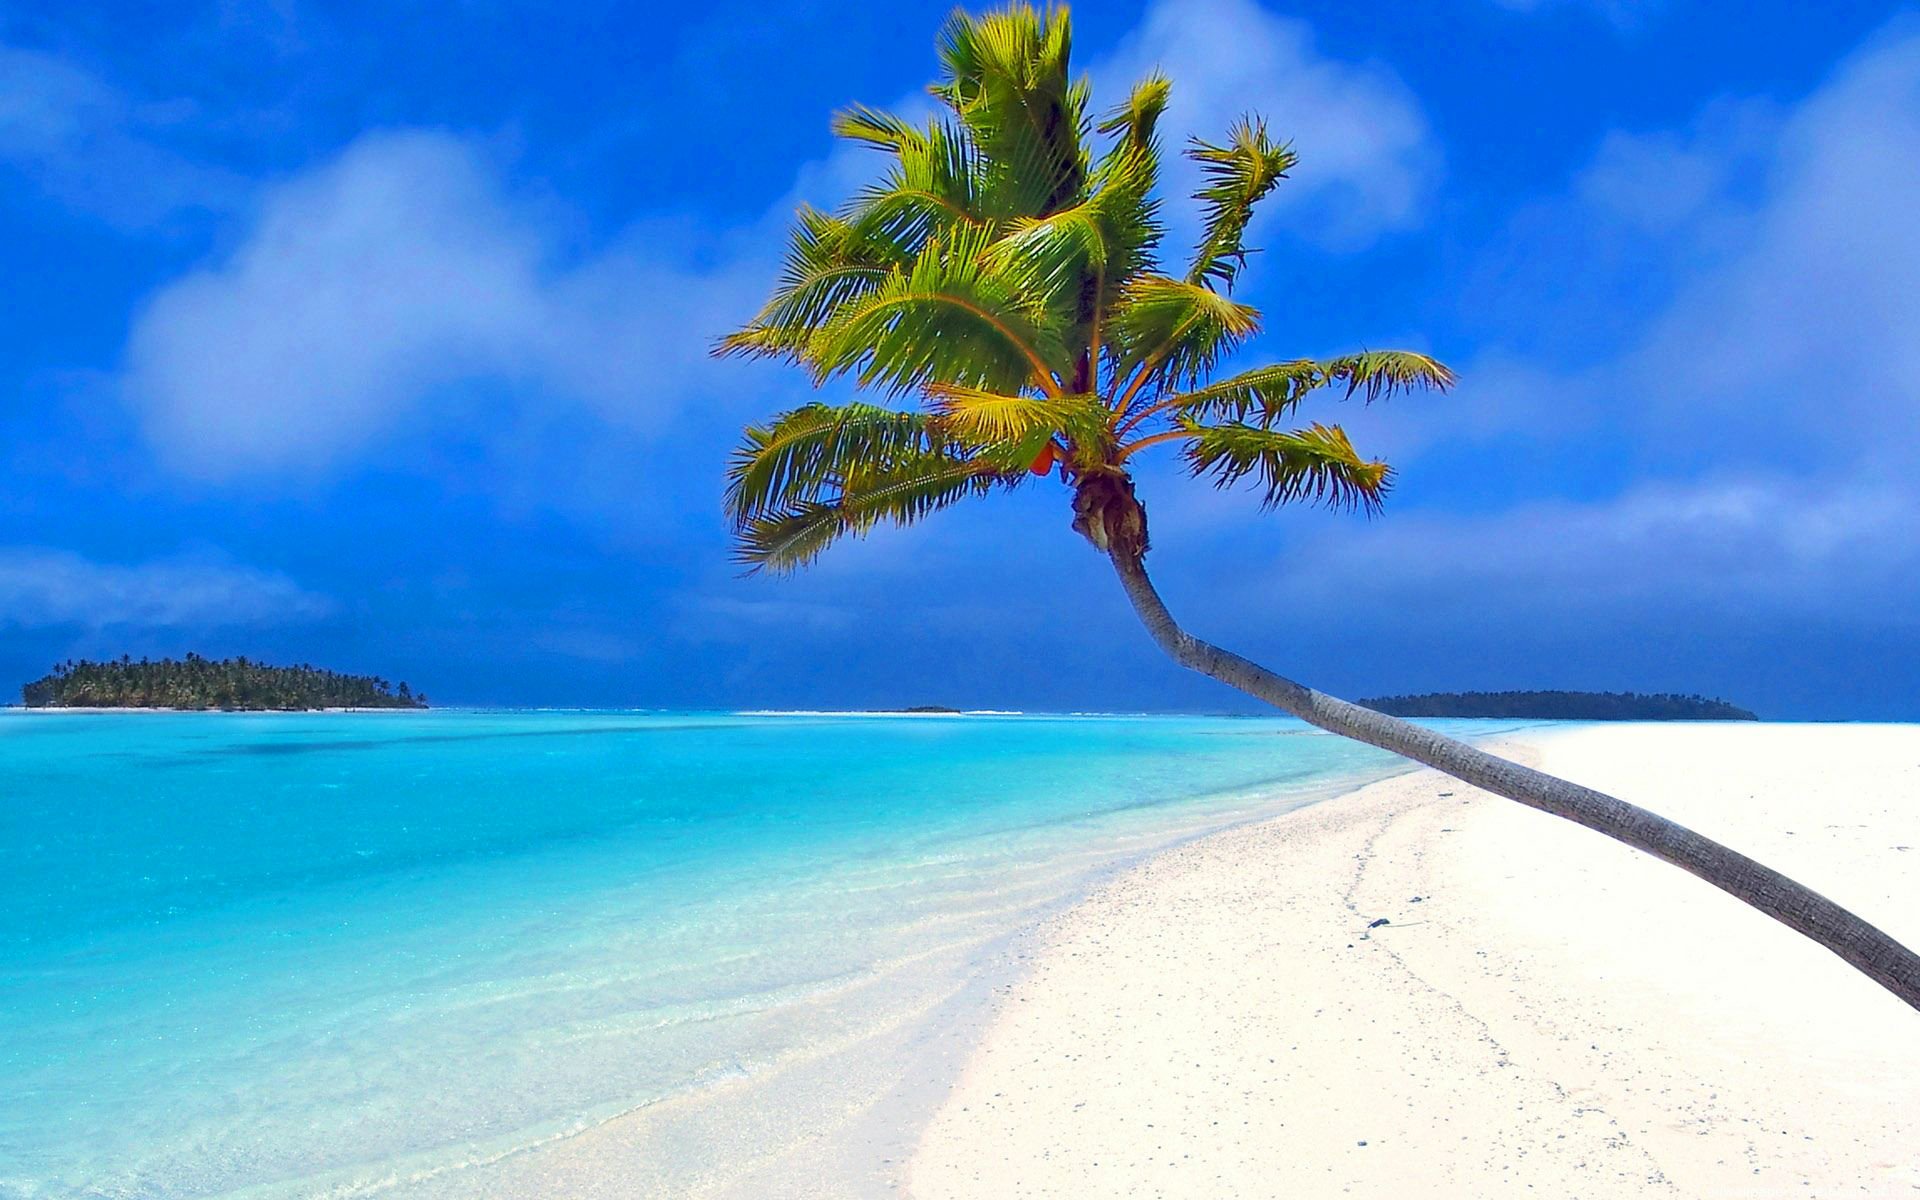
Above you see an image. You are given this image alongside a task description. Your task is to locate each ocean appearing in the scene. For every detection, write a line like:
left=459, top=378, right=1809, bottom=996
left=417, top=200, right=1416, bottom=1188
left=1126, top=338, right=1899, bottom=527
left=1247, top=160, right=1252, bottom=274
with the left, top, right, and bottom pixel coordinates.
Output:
left=0, top=710, right=1513, bottom=1198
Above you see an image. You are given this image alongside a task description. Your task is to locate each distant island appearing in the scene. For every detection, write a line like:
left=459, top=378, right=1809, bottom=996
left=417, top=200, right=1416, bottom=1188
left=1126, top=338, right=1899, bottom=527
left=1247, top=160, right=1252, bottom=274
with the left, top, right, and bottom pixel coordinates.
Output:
left=890, top=705, right=963, bottom=714
left=1359, top=690, right=1757, bottom=721
left=21, top=655, right=428, bottom=711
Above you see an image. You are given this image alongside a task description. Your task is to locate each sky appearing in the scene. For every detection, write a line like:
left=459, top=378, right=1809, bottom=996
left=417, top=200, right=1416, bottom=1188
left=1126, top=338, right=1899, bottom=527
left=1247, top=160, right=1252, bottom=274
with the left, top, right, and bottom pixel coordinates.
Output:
left=2, top=0, right=1916, bottom=718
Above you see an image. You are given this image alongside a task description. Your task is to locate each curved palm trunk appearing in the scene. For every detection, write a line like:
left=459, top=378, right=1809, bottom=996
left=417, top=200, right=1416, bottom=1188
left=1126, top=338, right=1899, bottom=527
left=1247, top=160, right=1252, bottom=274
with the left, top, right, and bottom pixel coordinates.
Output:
left=1107, top=548, right=1920, bottom=1012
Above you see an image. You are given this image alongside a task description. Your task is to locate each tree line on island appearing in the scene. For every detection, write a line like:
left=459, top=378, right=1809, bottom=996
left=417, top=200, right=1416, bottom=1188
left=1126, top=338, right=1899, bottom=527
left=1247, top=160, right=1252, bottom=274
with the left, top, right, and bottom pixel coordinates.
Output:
left=1360, top=690, right=1758, bottom=721
left=21, top=655, right=428, bottom=710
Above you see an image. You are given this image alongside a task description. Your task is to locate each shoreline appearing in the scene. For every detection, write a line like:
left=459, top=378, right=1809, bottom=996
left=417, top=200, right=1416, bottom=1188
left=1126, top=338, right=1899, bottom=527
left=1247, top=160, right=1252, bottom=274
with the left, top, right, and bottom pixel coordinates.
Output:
left=907, top=722, right=1920, bottom=1197
left=355, top=753, right=1419, bottom=1200
left=18, top=719, right=1911, bottom=1196
left=4, top=713, right=1416, bottom=1199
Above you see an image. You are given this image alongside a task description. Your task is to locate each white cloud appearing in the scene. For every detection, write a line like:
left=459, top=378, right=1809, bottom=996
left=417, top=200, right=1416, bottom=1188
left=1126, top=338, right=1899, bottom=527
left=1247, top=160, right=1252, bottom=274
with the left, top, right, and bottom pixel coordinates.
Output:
left=1426, top=19, right=1920, bottom=478
left=1094, top=0, right=1438, bottom=251
left=1570, top=99, right=1778, bottom=236
left=1126, top=470, right=1916, bottom=695
left=1263, top=477, right=1915, bottom=624
left=0, top=548, right=331, bottom=629
left=0, top=40, right=240, bottom=227
left=1621, top=26, right=1920, bottom=468
left=122, top=130, right=764, bottom=477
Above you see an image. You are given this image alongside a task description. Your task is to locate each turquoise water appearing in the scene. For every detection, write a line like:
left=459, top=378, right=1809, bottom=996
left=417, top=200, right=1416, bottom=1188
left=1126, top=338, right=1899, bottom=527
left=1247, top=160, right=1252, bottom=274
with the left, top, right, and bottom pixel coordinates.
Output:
left=0, top=710, right=1504, bottom=1198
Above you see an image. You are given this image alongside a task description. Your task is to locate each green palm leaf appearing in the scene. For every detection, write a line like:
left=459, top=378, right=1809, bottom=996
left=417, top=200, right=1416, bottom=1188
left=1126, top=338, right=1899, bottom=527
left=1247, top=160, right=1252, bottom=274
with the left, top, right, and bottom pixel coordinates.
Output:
left=1324, top=350, right=1456, bottom=401
left=1085, top=122, right=1164, bottom=324
left=1095, top=73, right=1170, bottom=157
left=1150, top=351, right=1454, bottom=429
left=831, top=104, right=929, bottom=152
left=986, top=203, right=1110, bottom=308
left=736, top=455, right=1009, bottom=573
left=1186, top=119, right=1297, bottom=292
left=1160, top=359, right=1324, bottom=426
left=1108, top=275, right=1260, bottom=398
left=715, top=207, right=906, bottom=361
left=927, top=384, right=1109, bottom=451
left=843, top=115, right=986, bottom=251
left=1180, top=420, right=1391, bottom=512
left=931, top=6, right=1090, bottom=219
left=724, top=402, right=951, bottom=522
left=1090, top=73, right=1169, bottom=278
left=810, top=223, right=1069, bottom=395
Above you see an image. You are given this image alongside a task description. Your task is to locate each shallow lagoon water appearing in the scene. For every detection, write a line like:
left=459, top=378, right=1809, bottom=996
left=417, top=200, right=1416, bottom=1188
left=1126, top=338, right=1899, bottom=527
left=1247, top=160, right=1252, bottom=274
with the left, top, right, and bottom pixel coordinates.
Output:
left=0, top=710, right=1525, bottom=1197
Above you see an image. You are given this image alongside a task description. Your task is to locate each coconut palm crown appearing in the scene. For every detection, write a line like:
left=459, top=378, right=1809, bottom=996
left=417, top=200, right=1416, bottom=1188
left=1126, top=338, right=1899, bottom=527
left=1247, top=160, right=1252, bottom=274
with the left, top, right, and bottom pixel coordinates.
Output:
left=717, top=5, right=1450, bottom=570
left=715, top=4, right=1920, bottom=1011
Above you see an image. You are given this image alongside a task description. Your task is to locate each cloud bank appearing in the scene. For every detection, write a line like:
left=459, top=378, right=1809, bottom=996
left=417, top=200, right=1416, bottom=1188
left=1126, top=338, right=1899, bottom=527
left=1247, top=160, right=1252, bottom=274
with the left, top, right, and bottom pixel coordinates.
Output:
left=1620, top=24, right=1920, bottom=471
left=1259, top=477, right=1917, bottom=628
left=0, top=39, right=240, bottom=228
left=0, top=549, right=331, bottom=629
left=1448, top=20, right=1920, bottom=473
left=122, top=130, right=763, bottom=478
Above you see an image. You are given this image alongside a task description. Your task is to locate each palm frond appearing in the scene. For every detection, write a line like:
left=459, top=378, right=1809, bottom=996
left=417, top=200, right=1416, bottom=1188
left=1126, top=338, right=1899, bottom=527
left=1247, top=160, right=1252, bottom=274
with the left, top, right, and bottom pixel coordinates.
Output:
left=1159, top=359, right=1323, bottom=427
left=1324, top=350, right=1456, bottom=401
left=736, top=455, right=1008, bottom=573
left=832, top=104, right=929, bottom=152
left=1085, top=122, right=1164, bottom=311
left=986, top=202, right=1109, bottom=308
left=734, top=503, right=854, bottom=573
left=716, top=207, right=906, bottom=361
left=1108, top=275, right=1260, bottom=397
left=810, top=223, right=1068, bottom=395
left=932, top=5, right=1090, bottom=219
left=1180, top=420, right=1391, bottom=512
left=1095, top=73, right=1170, bottom=155
left=1152, top=351, right=1452, bottom=429
left=845, top=117, right=985, bottom=253
left=926, top=384, right=1108, bottom=454
left=1186, top=119, right=1297, bottom=291
left=725, top=402, right=949, bottom=523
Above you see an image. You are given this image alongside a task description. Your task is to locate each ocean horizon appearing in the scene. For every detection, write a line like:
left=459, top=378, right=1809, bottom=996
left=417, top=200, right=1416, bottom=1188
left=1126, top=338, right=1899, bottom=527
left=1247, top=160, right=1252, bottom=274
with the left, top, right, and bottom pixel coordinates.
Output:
left=1, top=710, right=1535, bottom=1198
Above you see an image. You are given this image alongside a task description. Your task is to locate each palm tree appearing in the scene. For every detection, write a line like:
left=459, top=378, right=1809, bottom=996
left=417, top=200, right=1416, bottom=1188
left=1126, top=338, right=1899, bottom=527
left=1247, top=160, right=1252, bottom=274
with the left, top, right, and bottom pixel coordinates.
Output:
left=715, top=4, right=1919, bottom=1010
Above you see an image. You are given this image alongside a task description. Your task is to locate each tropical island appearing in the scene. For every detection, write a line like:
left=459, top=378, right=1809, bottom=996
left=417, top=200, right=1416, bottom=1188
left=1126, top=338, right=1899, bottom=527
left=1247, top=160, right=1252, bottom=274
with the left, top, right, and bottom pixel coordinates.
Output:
left=20, top=655, right=428, bottom=710
left=1359, top=690, right=1758, bottom=721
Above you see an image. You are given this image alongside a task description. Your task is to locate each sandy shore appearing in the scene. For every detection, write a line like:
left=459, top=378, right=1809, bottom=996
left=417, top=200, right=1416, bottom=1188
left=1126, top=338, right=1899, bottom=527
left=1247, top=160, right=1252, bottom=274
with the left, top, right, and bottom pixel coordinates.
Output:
left=907, top=723, right=1920, bottom=1198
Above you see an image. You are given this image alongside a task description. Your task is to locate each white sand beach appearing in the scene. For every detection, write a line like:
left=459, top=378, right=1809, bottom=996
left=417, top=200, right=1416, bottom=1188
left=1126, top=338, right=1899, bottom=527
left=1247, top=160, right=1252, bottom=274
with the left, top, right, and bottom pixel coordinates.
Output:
left=907, top=723, right=1920, bottom=1198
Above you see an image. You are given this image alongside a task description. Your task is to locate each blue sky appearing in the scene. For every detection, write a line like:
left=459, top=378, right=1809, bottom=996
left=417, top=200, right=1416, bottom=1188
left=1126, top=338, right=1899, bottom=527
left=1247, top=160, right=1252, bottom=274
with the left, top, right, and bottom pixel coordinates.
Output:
left=2, top=0, right=1916, bottom=717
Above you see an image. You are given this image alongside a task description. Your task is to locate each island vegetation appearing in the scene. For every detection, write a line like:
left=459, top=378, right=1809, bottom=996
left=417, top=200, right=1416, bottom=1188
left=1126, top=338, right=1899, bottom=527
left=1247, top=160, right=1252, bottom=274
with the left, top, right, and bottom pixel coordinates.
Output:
left=1360, top=691, right=1758, bottom=721
left=21, top=655, right=428, bottom=711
